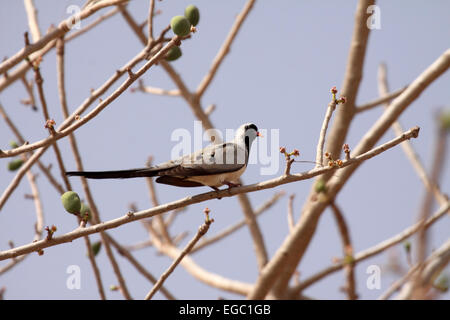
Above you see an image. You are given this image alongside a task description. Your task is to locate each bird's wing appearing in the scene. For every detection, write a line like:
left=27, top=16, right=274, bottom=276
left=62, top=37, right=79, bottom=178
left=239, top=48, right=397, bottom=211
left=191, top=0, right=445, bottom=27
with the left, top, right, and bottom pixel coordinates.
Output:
left=159, top=142, right=247, bottom=177
left=155, top=176, right=204, bottom=187
left=66, top=143, right=247, bottom=181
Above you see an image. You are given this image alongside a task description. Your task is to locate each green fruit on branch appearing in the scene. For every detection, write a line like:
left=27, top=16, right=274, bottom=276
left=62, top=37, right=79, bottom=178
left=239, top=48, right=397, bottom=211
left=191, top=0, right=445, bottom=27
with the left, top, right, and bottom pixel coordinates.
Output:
left=314, top=179, right=327, bottom=193
left=165, top=46, right=182, bottom=61
left=61, top=191, right=81, bottom=214
left=170, top=15, right=191, bottom=37
left=8, top=158, right=23, bottom=171
left=91, top=241, right=102, bottom=256
left=440, top=110, right=450, bottom=131
left=185, top=5, right=200, bottom=26
left=9, top=140, right=19, bottom=149
left=80, top=202, right=92, bottom=221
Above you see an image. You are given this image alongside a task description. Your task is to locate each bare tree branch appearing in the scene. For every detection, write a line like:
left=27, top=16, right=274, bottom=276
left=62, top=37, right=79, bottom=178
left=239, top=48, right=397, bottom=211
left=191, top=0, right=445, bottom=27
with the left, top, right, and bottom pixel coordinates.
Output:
left=195, top=0, right=256, bottom=98
left=106, top=234, right=175, bottom=300
left=0, top=171, right=44, bottom=275
left=0, top=0, right=129, bottom=75
left=289, top=201, right=449, bottom=296
left=378, top=263, right=422, bottom=300
left=330, top=202, right=357, bottom=300
left=145, top=214, right=213, bottom=299
left=377, top=64, right=447, bottom=206
left=395, top=238, right=450, bottom=299
left=23, top=0, right=41, bottom=42
left=0, top=104, right=65, bottom=193
left=355, top=86, right=406, bottom=113
left=0, top=7, right=119, bottom=93
left=0, top=126, right=420, bottom=261
left=147, top=0, right=155, bottom=44
left=0, top=36, right=181, bottom=160
left=316, top=98, right=337, bottom=167
left=247, top=47, right=450, bottom=300
left=191, top=191, right=285, bottom=253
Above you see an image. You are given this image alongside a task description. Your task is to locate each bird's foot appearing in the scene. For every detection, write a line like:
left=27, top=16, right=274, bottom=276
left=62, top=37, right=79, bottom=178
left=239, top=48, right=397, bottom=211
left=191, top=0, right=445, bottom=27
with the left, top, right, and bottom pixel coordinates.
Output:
left=224, top=181, right=241, bottom=189
left=210, top=186, right=222, bottom=200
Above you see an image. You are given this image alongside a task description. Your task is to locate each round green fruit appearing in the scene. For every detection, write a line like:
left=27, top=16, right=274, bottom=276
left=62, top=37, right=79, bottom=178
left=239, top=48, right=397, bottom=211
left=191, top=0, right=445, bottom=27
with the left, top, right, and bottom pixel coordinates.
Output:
left=403, top=241, right=411, bottom=253
left=8, top=159, right=24, bottom=171
left=61, top=191, right=81, bottom=214
left=9, top=140, right=19, bottom=149
left=165, top=46, right=182, bottom=61
left=80, top=202, right=92, bottom=221
left=439, top=110, right=450, bottom=131
left=314, top=179, right=327, bottom=193
left=185, top=5, right=200, bottom=26
left=170, top=15, right=191, bottom=37
left=91, top=241, right=102, bottom=256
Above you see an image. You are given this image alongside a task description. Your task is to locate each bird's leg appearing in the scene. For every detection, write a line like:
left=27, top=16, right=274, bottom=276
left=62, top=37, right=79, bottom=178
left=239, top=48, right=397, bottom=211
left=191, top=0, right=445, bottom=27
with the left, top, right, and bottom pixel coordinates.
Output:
left=210, top=186, right=222, bottom=200
left=224, top=181, right=241, bottom=189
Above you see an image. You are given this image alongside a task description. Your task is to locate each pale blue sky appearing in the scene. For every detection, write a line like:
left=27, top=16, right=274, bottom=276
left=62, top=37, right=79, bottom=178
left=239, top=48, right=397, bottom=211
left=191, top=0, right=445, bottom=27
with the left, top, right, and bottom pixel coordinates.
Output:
left=0, top=0, right=449, bottom=299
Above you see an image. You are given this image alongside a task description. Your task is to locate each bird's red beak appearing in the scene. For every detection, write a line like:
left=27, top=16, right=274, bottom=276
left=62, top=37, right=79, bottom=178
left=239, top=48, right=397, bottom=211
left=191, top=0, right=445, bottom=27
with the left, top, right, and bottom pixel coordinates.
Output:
left=256, top=131, right=262, bottom=137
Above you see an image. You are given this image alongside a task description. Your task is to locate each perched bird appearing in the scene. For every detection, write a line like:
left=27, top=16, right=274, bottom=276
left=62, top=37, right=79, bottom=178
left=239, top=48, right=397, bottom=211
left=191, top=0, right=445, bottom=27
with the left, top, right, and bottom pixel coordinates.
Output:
left=66, top=123, right=261, bottom=191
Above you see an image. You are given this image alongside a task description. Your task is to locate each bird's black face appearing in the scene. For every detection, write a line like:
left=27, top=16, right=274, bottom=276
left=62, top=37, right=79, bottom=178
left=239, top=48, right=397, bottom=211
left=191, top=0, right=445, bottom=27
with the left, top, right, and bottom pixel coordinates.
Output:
left=245, top=123, right=258, bottom=133
left=242, top=123, right=260, bottom=153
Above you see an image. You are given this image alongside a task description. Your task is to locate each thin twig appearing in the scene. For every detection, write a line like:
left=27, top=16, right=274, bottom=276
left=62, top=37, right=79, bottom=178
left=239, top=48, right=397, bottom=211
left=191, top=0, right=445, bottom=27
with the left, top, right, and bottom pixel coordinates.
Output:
left=377, top=63, right=447, bottom=206
left=316, top=100, right=337, bottom=167
left=23, top=0, right=41, bottom=42
left=0, top=103, right=64, bottom=193
left=287, top=194, right=295, bottom=233
left=66, top=7, right=119, bottom=42
left=20, top=76, right=37, bottom=110
left=330, top=202, right=357, bottom=300
left=55, top=38, right=106, bottom=300
left=378, top=263, right=422, bottom=300
left=133, top=80, right=180, bottom=96
left=145, top=215, right=214, bottom=299
left=196, top=0, right=256, bottom=98
left=118, top=4, right=147, bottom=45
left=145, top=157, right=172, bottom=244
left=125, top=231, right=188, bottom=251
left=106, top=234, right=175, bottom=300
left=289, top=201, right=449, bottom=296
left=0, top=0, right=129, bottom=75
left=355, top=86, right=407, bottom=113
left=124, top=239, right=153, bottom=251
left=0, top=7, right=119, bottom=93
left=395, top=238, right=450, bottom=299
left=0, top=171, right=44, bottom=275
left=163, top=207, right=187, bottom=228
left=191, top=191, right=285, bottom=253
left=152, top=221, right=252, bottom=296
left=147, top=0, right=155, bottom=44
left=204, top=104, right=216, bottom=116
left=31, top=60, right=72, bottom=191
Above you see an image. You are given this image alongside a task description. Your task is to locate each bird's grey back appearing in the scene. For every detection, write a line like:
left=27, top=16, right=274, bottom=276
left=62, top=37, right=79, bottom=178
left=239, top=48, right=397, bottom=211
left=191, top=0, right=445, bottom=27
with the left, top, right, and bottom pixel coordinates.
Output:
left=156, top=142, right=248, bottom=177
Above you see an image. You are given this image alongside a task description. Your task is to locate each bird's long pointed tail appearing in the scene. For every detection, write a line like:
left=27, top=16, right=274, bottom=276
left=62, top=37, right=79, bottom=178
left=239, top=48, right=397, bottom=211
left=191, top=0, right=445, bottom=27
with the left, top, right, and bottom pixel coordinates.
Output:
left=66, top=168, right=158, bottom=179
